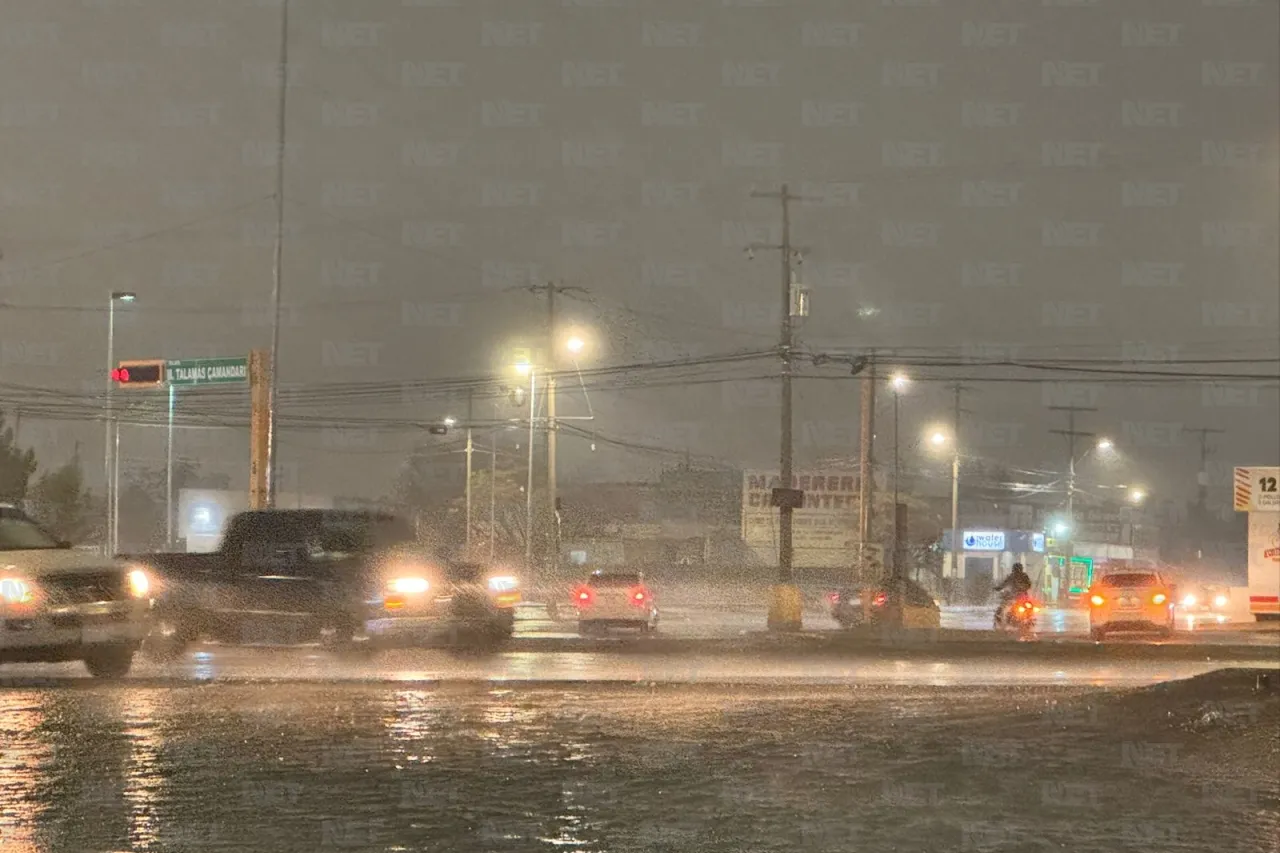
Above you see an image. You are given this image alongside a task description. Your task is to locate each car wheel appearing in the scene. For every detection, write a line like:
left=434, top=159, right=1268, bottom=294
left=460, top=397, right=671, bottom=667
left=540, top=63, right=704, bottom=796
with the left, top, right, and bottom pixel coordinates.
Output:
left=320, top=619, right=374, bottom=658
left=84, top=646, right=135, bottom=679
left=1089, top=627, right=1106, bottom=642
left=142, top=615, right=195, bottom=662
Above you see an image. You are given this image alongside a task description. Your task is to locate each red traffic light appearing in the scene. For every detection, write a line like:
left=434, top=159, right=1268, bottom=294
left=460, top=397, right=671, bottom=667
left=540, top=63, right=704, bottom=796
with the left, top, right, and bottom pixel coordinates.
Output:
left=113, top=360, right=164, bottom=386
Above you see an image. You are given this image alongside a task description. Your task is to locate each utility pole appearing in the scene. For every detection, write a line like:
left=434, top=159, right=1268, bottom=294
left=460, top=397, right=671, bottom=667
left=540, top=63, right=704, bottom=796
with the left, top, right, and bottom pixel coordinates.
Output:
left=1183, top=427, right=1225, bottom=514
left=857, top=353, right=877, bottom=582
left=512, top=281, right=586, bottom=571
left=264, top=0, right=290, bottom=509
left=748, top=183, right=811, bottom=631
left=1049, top=406, right=1098, bottom=544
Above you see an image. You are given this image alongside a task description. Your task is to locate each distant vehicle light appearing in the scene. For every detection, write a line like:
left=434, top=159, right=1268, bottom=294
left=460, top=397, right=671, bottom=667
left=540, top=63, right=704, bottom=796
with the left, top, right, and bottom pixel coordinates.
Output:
left=1213, top=595, right=1228, bottom=609
left=1090, top=594, right=1105, bottom=607
left=1152, top=593, right=1167, bottom=605
left=1182, top=594, right=1197, bottom=607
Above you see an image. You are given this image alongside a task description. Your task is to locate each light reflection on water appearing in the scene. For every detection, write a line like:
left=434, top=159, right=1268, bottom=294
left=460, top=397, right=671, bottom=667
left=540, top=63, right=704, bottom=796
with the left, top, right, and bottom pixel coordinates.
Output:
left=0, top=681, right=1272, bottom=852
left=0, top=694, right=47, bottom=853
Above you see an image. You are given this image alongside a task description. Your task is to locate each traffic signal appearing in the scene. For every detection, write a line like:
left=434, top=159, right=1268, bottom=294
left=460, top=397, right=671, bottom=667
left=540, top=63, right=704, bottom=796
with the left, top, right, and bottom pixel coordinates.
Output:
left=112, top=359, right=165, bottom=387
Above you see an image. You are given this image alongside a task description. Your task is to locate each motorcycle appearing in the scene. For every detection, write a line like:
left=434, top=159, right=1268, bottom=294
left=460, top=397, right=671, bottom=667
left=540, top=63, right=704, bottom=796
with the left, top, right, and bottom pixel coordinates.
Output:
left=994, top=592, right=1041, bottom=636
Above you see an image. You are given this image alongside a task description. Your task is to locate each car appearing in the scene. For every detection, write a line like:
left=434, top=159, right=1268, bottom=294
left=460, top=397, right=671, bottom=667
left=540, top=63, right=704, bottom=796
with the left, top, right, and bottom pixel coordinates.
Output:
left=828, top=576, right=941, bottom=630
left=1086, top=571, right=1177, bottom=640
left=572, top=571, right=658, bottom=635
left=364, top=559, right=521, bottom=646
left=1177, top=583, right=1233, bottom=626
left=138, top=510, right=518, bottom=657
left=0, top=505, right=153, bottom=678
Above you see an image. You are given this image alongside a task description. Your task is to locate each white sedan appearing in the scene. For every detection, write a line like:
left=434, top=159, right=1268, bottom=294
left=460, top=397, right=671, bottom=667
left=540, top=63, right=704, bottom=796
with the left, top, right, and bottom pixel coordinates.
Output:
left=0, top=507, right=152, bottom=678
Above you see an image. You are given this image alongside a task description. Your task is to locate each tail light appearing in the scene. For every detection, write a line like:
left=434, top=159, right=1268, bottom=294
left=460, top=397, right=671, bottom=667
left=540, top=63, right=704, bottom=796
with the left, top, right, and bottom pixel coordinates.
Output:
left=1089, top=594, right=1105, bottom=607
left=383, top=595, right=406, bottom=611
left=572, top=586, right=594, bottom=608
left=827, top=592, right=840, bottom=605
left=629, top=586, right=651, bottom=607
left=1151, top=592, right=1167, bottom=605
left=872, top=592, right=887, bottom=608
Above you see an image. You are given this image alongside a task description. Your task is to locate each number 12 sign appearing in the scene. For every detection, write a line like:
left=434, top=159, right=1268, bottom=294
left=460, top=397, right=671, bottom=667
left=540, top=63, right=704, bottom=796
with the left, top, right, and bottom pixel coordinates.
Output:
left=1235, top=467, right=1280, bottom=512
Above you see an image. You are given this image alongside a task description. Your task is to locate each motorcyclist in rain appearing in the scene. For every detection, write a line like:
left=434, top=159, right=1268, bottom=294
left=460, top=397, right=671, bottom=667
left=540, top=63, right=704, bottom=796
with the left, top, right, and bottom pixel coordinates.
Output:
left=993, top=563, right=1032, bottom=625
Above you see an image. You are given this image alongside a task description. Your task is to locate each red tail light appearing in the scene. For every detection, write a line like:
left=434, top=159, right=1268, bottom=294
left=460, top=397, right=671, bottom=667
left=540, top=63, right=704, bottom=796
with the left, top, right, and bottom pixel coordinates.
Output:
left=827, top=592, right=840, bottom=605
left=573, top=586, right=594, bottom=608
left=629, top=586, right=650, bottom=607
left=872, top=592, right=887, bottom=608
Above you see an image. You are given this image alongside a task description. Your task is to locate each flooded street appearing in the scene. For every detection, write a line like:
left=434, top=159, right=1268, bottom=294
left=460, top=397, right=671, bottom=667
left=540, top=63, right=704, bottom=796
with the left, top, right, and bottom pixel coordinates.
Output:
left=2, top=669, right=1276, bottom=852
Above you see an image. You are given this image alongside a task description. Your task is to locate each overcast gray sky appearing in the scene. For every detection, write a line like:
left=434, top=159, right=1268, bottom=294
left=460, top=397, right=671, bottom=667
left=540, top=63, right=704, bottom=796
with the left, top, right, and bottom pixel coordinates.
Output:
left=2, top=0, right=1277, bottom=507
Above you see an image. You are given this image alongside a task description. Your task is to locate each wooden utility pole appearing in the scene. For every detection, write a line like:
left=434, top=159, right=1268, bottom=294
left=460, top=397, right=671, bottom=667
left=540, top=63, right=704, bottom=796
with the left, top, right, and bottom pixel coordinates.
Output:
left=249, top=349, right=270, bottom=509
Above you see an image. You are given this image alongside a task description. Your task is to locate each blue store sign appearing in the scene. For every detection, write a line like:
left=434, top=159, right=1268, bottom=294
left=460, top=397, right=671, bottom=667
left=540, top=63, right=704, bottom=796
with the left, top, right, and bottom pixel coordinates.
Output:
left=963, top=530, right=1006, bottom=551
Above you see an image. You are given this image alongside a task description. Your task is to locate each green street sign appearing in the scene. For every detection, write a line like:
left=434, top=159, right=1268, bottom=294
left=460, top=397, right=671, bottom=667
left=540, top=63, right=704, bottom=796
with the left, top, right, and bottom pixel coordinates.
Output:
left=166, top=356, right=249, bottom=386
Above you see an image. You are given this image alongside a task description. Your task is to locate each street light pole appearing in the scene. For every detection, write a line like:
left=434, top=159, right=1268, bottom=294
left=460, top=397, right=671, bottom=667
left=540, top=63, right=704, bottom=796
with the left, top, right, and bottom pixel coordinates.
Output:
left=104, top=299, right=116, bottom=555
left=464, top=388, right=474, bottom=551
left=166, top=383, right=175, bottom=548
left=490, top=401, right=498, bottom=562
left=523, top=367, right=536, bottom=572
left=264, top=0, right=290, bottom=509
left=104, top=291, right=135, bottom=555
left=893, top=387, right=900, bottom=576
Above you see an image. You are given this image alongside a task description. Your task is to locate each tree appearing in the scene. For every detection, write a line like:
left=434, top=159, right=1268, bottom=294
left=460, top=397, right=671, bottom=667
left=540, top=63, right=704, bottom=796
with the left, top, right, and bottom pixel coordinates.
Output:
left=28, top=452, right=100, bottom=544
left=0, top=410, right=37, bottom=503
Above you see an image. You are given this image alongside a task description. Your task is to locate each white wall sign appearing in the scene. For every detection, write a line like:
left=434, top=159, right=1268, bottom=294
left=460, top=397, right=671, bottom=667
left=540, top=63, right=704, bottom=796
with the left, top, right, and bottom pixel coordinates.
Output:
left=963, top=530, right=1006, bottom=551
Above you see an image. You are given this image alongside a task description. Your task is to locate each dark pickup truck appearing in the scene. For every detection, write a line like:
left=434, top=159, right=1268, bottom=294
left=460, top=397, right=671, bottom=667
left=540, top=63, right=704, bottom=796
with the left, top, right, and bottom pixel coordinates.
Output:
left=132, top=508, right=519, bottom=659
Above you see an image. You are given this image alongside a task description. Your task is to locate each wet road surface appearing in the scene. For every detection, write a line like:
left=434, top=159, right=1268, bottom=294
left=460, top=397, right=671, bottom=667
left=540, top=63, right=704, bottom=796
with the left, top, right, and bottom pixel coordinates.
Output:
left=1, top=670, right=1276, bottom=852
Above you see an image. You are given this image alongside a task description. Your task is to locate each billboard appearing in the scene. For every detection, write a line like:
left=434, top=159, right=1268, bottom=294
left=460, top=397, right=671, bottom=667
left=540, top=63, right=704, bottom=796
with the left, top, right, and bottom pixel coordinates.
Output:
left=741, top=470, right=860, bottom=568
left=1247, top=509, right=1280, bottom=617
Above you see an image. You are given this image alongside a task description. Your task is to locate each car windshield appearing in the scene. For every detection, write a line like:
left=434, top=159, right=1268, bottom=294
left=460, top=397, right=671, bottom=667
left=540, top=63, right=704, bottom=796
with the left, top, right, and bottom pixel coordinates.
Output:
left=589, top=573, right=642, bottom=587
left=1099, top=573, right=1159, bottom=587
left=0, top=512, right=61, bottom=550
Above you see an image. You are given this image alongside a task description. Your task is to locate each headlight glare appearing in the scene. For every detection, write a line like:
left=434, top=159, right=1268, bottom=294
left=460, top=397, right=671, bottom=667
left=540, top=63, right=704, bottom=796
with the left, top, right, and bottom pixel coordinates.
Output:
left=0, top=577, right=36, bottom=605
left=389, top=577, right=429, bottom=595
left=127, top=569, right=150, bottom=599
left=488, top=575, right=519, bottom=593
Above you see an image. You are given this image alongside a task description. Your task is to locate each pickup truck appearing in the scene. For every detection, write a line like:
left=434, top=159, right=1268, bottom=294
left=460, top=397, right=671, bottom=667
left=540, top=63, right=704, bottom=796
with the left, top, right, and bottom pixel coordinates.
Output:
left=0, top=505, right=153, bottom=678
left=132, top=508, right=519, bottom=659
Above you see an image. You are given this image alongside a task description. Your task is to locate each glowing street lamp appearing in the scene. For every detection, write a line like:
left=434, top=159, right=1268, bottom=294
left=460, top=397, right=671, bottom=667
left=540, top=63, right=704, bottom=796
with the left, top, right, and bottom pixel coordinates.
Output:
left=889, top=372, right=910, bottom=393
left=929, top=430, right=948, bottom=447
left=1096, top=437, right=1114, bottom=452
left=1129, top=487, right=1147, bottom=504
left=565, top=335, right=585, bottom=355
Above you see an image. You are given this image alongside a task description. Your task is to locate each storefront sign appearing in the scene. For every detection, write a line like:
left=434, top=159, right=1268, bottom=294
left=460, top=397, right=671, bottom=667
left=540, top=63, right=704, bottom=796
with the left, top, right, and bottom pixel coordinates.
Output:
left=962, top=530, right=1006, bottom=551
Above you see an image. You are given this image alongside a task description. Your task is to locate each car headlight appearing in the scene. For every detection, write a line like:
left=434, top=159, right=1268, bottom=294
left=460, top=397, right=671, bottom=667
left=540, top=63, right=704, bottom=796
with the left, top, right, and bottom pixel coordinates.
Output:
left=1213, top=595, right=1228, bottom=608
left=488, top=575, right=519, bottom=593
left=389, top=577, right=429, bottom=595
left=0, top=576, right=36, bottom=605
left=1182, top=594, right=1197, bottom=608
left=127, top=568, right=151, bottom=599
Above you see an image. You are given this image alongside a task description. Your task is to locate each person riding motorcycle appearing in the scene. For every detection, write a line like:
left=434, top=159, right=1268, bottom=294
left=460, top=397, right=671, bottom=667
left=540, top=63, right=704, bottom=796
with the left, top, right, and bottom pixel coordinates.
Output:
left=993, top=563, right=1033, bottom=625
